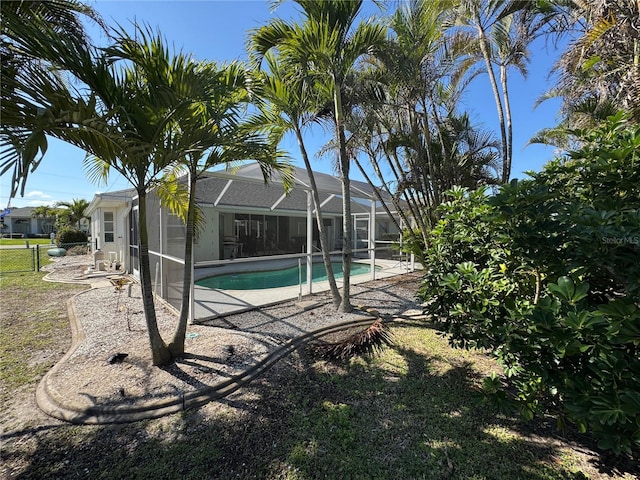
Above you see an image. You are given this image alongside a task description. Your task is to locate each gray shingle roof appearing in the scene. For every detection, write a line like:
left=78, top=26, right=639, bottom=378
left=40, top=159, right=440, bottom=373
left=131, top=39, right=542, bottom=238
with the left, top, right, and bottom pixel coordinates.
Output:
left=194, top=162, right=392, bottom=214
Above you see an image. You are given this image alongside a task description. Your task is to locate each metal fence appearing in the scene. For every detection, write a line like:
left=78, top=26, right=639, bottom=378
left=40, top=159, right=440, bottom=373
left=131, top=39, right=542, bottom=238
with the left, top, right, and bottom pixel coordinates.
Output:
left=0, top=242, right=90, bottom=274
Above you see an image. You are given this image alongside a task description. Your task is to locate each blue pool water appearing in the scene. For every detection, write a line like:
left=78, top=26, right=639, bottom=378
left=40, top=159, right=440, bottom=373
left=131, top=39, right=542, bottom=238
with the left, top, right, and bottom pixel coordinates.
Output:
left=196, top=262, right=374, bottom=290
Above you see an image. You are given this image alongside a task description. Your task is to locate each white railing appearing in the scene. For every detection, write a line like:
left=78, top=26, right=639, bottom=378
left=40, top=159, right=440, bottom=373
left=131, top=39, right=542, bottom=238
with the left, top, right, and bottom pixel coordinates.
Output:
left=153, top=243, right=414, bottom=323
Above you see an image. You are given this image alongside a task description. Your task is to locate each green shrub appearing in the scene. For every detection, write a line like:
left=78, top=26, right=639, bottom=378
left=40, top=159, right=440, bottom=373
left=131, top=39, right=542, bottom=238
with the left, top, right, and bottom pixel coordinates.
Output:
left=55, top=227, right=88, bottom=246
left=419, top=113, right=640, bottom=456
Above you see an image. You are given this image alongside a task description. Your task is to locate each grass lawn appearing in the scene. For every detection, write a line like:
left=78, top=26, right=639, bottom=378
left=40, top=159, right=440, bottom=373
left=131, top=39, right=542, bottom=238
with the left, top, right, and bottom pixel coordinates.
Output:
left=0, top=272, right=637, bottom=479
left=0, top=246, right=54, bottom=274
left=0, top=238, right=53, bottom=246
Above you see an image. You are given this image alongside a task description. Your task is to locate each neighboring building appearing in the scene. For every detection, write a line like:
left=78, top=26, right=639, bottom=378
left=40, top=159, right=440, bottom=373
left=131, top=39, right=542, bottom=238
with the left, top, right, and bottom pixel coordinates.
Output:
left=1, top=206, right=92, bottom=238
left=1, top=207, right=41, bottom=237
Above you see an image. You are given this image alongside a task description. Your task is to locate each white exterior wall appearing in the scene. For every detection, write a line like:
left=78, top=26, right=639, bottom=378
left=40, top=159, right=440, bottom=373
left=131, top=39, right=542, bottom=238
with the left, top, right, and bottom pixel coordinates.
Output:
left=115, top=207, right=129, bottom=267
left=2, top=214, right=41, bottom=236
left=89, top=212, right=99, bottom=250
left=89, top=203, right=130, bottom=271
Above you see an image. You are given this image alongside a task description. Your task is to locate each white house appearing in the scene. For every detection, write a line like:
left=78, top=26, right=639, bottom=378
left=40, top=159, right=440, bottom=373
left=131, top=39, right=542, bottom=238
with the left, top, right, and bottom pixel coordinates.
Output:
left=86, top=163, right=403, bottom=311
left=0, top=206, right=90, bottom=238
left=85, top=189, right=136, bottom=270
left=0, top=207, right=43, bottom=238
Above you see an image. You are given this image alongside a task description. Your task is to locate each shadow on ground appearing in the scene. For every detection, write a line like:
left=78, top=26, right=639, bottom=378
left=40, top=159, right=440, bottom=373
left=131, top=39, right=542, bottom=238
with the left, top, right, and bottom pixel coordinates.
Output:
left=3, top=322, right=638, bottom=480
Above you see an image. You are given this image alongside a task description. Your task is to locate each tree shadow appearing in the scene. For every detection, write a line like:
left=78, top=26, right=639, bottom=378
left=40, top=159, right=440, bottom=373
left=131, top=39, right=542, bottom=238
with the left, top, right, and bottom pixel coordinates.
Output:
left=6, top=323, right=638, bottom=480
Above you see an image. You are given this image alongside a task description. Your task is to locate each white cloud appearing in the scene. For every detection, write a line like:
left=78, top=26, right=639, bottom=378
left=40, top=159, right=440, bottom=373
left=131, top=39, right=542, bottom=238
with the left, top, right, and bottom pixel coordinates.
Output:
left=21, top=191, right=56, bottom=207
left=27, top=199, right=58, bottom=207
left=25, top=190, right=52, bottom=199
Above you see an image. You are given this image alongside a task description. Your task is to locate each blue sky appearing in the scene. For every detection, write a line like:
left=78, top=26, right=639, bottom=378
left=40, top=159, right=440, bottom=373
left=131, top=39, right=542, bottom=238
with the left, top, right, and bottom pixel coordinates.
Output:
left=2, top=0, right=563, bottom=208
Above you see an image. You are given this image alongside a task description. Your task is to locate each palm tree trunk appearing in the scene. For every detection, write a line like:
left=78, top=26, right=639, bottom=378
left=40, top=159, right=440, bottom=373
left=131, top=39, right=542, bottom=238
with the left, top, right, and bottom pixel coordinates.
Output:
left=334, top=86, right=352, bottom=313
left=368, top=139, right=424, bottom=251
left=500, top=63, right=513, bottom=182
left=169, top=171, right=197, bottom=358
left=389, top=145, right=431, bottom=243
left=477, top=24, right=509, bottom=184
left=137, top=188, right=171, bottom=366
left=354, top=156, right=401, bottom=232
left=295, top=127, right=342, bottom=308
left=415, top=102, right=441, bottom=207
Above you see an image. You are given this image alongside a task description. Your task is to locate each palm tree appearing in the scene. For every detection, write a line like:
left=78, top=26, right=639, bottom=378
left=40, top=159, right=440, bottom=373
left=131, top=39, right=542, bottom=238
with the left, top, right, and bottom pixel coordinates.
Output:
left=77, top=27, right=223, bottom=365
left=56, top=198, right=90, bottom=229
left=327, top=1, right=503, bottom=272
left=552, top=0, right=639, bottom=123
left=488, top=11, right=532, bottom=182
left=7, top=23, right=209, bottom=365
left=159, top=60, right=293, bottom=358
left=249, top=0, right=387, bottom=312
left=31, top=205, right=58, bottom=234
left=384, top=0, right=460, bottom=222
left=434, top=112, right=501, bottom=188
left=249, top=52, right=343, bottom=308
left=500, top=0, right=639, bottom=124
left=0, top=0, right=104, bottom=198
left=346, top=0, right=481, bottom=239
left=450, top=1, right=504, bottom=178
left=450, top=0, right=530, bottom=183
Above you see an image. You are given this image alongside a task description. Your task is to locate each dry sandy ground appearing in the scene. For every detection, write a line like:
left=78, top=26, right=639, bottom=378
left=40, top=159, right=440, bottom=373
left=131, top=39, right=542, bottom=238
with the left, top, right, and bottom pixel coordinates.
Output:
left=19, top=255, right=425, bottom=416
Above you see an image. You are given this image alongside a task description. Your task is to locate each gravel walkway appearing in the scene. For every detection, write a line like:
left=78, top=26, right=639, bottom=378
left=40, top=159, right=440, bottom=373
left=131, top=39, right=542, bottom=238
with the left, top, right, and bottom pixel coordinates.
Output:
left=37, top=254, right=424, bottom=423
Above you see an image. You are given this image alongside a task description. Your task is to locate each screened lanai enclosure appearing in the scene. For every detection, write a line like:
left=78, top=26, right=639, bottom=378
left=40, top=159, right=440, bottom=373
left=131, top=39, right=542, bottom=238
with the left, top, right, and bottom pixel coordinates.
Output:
left=134, top=163, right=403, bottom=313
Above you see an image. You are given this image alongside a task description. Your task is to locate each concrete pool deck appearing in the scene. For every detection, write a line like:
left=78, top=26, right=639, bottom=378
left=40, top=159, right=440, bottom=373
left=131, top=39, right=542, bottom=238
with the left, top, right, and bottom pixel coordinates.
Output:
left=192, top=258, right=418, bottom=322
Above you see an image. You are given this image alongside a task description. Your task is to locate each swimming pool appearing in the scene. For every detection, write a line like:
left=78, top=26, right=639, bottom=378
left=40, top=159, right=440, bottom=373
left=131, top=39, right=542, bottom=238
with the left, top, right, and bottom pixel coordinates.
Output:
left=196, top=261, right=375, bottom=290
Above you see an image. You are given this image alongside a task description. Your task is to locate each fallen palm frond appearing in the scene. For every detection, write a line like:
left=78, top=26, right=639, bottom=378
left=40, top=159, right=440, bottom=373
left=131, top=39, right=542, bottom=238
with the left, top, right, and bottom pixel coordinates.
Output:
left=310, top=318, right=394, bottom=361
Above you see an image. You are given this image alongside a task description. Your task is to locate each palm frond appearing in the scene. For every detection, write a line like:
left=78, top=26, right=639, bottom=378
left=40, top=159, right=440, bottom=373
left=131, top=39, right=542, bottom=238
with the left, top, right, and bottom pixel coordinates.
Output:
left=310, top=318, right=393, bottom=361
left=154, top=171, right=192, bottom=226
left=247, top=19, right=296, bottom=67
left=528, top=126, right=572, bottom=149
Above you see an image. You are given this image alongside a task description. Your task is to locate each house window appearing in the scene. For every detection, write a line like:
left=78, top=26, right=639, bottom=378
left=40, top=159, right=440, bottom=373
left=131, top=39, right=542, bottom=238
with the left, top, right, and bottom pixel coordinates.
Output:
left=104, top=211, right=114, bottom=243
